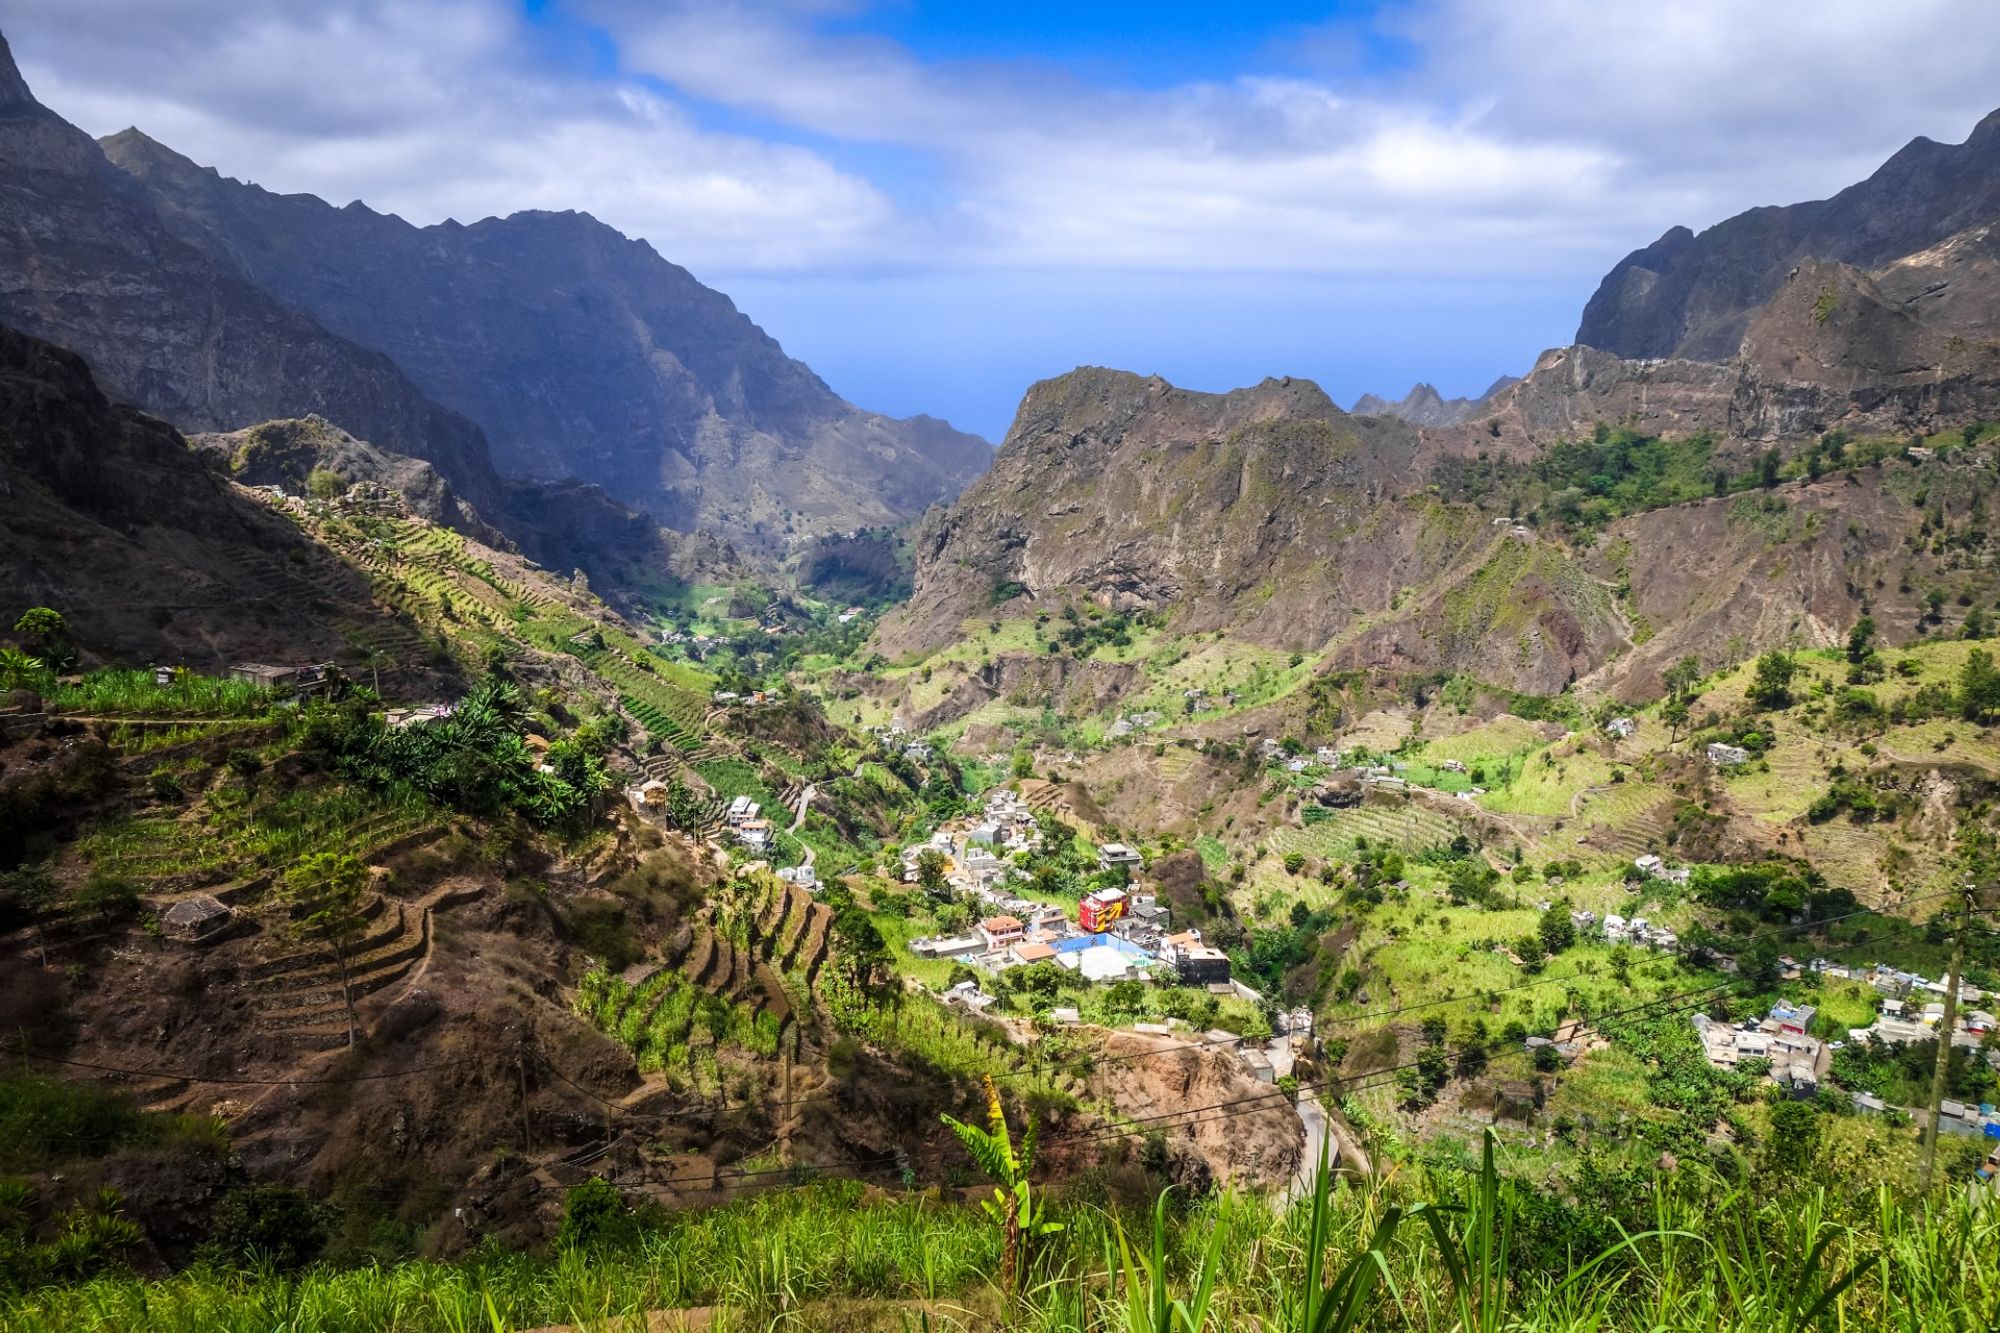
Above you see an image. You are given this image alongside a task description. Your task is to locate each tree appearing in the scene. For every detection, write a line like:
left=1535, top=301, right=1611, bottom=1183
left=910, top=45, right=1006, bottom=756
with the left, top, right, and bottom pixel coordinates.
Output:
left=1960, top=648, right=2000, bottom=724
left=942, top=1075, right=1062, bottom=1294
left=1964, top=607, right=1990, bottom=641
left=1846, top=616, right=1876, bottom=663
left=663, top=777, right=704, bottom=832
left=916, top=848, right=951, bottom=897
left=556, top=1177, right=635, bottom=1250
left=1747, top=650, right=1798, bottom=710
left=12, top=608, right=71, bottom=671
left=1516, top=933, right=1547, bottom=973
left=1103, top=979, right=1147, bottom=1016
left=202, top=1184, right=337, bottom=1271
left=1759, top=449, right=1782, bottom=488
left=1538, top=905, right=1576, bottom=956
left=305, top=466, right=344, bottom=500
left=1661, top=694, right=1692, bottom=742
left=1662, top=654, right=1703, bottom=702
left=277, top=852, right=371, bottom=1047
left=1764, top=1099, right=1823, bottom=1174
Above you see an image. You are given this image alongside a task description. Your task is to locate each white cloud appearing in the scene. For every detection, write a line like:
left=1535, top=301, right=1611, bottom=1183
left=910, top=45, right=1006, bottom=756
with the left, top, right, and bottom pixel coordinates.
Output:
left=8, top=0, right=2000, bottom=278
left=7, top=0, right=898, bottom=269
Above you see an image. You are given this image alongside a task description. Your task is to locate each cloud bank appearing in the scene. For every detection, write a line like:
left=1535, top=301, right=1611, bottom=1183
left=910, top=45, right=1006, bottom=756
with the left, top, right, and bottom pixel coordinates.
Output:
left=14, top=0, right=2000, bottom=278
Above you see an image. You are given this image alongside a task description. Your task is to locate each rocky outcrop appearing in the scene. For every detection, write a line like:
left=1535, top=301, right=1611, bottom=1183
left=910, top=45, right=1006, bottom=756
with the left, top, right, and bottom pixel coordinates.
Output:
left=188, top=417, right=499, bottom=542
left=101, top=128, right=991, bottom=550
left=1578, top=106, right=2000, bottom=360
left=0, top=325, right=418, bottom=669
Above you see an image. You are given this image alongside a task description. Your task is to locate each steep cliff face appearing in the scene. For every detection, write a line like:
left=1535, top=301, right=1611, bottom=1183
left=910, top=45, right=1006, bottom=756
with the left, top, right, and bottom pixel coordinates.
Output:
left=101, top=129, right=991, bottom=549
left=1577, top=106, right=2000, bottom=360
left=1423, top=255, right=2000, bottom=462
left=0, top=36, right=505, bottom=515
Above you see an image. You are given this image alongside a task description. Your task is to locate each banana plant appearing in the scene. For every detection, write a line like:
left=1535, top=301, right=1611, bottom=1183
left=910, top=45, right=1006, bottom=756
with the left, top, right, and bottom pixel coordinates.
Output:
left=941, top=1073, right=1063, bottom=1294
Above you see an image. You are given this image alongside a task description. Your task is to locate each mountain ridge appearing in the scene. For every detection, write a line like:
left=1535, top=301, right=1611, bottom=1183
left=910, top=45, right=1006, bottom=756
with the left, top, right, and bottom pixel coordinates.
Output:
left=1578, top=103, right=2000, bottom=360
left=99, top=126, right=992, bottom=551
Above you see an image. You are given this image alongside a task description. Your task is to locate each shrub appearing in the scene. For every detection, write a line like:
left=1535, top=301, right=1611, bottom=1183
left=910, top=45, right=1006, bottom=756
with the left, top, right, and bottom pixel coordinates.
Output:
left=556, top=1177, right=636, bottom=1250
left=201, top=1185, right=337, bottom=1271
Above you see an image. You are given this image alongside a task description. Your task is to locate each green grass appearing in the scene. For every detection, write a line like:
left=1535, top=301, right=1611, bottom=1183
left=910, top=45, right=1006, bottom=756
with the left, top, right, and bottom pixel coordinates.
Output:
left=7, top=1135, right=1996, bottom=1332
left=43, top=670, right=273, bottom=718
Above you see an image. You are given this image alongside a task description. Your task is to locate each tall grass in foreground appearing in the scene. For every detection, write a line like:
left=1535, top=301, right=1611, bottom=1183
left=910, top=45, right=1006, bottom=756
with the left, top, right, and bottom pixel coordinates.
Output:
left=3, top=1133, right=1997, bottom=1331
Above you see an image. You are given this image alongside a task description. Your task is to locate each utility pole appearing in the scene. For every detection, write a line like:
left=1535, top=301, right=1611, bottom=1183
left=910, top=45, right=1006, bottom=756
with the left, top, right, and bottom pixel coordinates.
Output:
left=1919, top=883, right=1975, bottom=1194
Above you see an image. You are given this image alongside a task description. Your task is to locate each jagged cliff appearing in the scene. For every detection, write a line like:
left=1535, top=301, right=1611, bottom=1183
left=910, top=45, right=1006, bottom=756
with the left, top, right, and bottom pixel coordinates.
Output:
left=101, top=128, right=991, bottom=550
left=0, top=35, right=505, bottom=516
left=1578, top=106, right=2000, bottom=360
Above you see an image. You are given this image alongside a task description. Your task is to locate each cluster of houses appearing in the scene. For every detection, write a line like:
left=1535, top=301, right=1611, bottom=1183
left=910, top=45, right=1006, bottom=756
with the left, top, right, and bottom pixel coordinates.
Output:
left=1690, top=960, right=2000, bottom=1128
left=1693, top=1001, right=1828, bottom=1093
left=906, top=792, right=1240, bottom=995
left=1107, top=710, right=1164, bottom=739
left=868, top=722, right=937, bottom=766
left=724, top=795, right=774, bottom=852
left=1566, top=907, right=1681, bottom=953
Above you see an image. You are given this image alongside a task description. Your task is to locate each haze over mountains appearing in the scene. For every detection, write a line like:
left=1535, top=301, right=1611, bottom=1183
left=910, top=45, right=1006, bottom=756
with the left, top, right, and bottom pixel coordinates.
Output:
left=101, top=129, right=990, bottom=547
left=1350, top=377, right=1520, bottom=427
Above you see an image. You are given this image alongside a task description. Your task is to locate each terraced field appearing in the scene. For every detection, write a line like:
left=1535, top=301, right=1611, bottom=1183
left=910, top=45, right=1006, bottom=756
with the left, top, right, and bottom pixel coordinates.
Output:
left=1267, top=798, right=1465, bottom=860
left=568, top=642, right=708, bottom=752
left=82, top=791, right=434, bottom=891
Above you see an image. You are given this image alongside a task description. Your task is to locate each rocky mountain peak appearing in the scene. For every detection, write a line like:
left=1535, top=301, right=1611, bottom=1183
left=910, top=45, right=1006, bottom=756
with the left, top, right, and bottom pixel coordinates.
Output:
left=0, top=32, right=46, bottom=117
left=96, top=128, right=990, bottom=547
left=1578, top=104, right=2000, bottom=361
left=1351, top=378, right=1508, bottom=428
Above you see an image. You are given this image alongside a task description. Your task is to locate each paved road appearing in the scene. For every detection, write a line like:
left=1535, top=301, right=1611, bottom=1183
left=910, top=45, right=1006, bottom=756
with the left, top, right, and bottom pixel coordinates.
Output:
left=1286, top=1094, right=1331, bottom=1205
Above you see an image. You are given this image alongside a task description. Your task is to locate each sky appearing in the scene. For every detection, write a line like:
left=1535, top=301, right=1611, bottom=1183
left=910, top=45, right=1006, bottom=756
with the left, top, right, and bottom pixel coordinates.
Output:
left=10, top=0, right=2000, bottom=440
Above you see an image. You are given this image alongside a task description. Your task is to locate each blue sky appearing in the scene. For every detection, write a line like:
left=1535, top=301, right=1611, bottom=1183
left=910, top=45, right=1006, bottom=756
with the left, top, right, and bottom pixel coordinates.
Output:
left=15, top=0, right=2000, bottom=440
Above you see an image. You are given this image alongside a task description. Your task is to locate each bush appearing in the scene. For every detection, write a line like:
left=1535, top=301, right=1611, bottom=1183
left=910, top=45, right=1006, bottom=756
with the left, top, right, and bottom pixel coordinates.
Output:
left=202, top=1185, right=338, bottom=1271
left=556, top=1177, right=636, bottom=1250
left=0, top=1075, right=151, bottom=1172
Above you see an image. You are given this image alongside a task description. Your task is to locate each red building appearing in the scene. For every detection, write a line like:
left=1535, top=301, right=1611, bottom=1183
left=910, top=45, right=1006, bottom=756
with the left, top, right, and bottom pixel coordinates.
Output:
left=1078, top=888, right=1128, bottom=932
